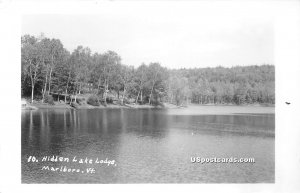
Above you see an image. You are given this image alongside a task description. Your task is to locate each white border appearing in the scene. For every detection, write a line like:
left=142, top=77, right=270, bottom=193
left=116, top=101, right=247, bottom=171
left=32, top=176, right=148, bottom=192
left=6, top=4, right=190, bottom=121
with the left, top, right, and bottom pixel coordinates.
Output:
left=1, top=1, right=300, bottom=193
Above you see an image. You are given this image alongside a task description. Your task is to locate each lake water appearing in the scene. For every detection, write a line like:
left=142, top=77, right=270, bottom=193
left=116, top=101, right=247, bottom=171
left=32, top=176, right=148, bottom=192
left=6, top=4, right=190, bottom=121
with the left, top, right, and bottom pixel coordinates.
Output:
left=21, top=106, right=275, bottom=183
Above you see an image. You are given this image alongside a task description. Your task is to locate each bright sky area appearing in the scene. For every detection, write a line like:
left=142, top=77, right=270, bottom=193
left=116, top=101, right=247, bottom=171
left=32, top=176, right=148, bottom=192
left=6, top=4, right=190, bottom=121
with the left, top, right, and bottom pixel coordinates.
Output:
left=22, top=2, right=274, bottom=69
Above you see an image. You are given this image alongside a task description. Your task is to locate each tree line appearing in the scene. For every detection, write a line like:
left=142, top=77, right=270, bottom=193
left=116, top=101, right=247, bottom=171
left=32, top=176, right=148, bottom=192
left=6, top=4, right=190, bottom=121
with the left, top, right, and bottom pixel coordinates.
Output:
left=21, top=34, right=275, bottom=106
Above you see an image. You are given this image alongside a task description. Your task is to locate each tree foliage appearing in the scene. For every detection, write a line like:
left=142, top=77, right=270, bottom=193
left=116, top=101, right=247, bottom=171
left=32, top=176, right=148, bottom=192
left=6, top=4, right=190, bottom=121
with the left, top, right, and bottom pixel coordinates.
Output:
left=21, top=34, right=275, bottom=106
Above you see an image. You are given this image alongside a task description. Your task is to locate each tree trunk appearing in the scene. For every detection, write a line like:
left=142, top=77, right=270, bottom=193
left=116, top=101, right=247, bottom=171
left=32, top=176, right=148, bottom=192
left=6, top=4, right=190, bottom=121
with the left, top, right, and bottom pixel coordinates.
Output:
left=31, top=85, right=34, bottom=103
left=103, top=85, right=107, bottom=104
left=79, top=82, right=82, bottom=94
left=42, top=78, right=47, bottom=103
left=29, top=64, right=37, bottom=104
left=148, top=72, right=158, bottom=105
left=135, top=90, right=140, bottom=104
left=73, top=81, right=78, bottom=103
left=42, top=58, right=48, bottom=103
left=149, top=81, right=155, bottom=105
left=65, top=72, right=70, bottom=103
left=48, top=55, right=54, bottom=95
left=48, top=67, right=53, bottom=95
left=97, top=78, right=101, bottom=94
left=103, top=80, right=108, bottom=105
left=122, top=87, right=126, bottom=105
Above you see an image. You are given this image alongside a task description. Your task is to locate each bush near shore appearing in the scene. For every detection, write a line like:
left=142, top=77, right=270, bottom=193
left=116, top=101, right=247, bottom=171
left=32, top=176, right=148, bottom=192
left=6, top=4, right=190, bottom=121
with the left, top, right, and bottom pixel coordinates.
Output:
left=87, top=95, right=100, bottom=106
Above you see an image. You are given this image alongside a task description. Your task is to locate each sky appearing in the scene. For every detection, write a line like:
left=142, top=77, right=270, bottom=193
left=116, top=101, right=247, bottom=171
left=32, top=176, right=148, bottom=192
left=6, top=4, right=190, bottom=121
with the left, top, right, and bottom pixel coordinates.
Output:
left=22, top=2, right=274, bottom=69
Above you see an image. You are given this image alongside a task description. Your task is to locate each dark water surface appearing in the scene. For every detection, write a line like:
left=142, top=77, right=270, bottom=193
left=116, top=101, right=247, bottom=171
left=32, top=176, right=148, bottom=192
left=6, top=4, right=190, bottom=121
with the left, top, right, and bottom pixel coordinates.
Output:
left=21, top=107, right=275, bottom=183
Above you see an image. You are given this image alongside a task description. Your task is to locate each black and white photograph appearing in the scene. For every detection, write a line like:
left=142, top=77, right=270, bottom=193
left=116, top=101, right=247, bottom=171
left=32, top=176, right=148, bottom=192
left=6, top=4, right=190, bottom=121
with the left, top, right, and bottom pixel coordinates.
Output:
left=1, top=0, right=300, bottom=192
left=20, top=5, right=275, bottom=184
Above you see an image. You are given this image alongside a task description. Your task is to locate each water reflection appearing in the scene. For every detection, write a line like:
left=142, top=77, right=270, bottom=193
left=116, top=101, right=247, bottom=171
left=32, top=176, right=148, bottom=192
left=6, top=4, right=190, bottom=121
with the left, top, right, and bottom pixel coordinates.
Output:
left=21, top=108, right=275, bottom=183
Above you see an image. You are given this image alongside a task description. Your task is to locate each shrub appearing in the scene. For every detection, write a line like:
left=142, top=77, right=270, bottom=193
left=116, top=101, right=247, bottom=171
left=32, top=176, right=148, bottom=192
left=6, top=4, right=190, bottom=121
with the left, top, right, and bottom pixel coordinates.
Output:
left=44, top=95, right=54, bottom=105
left=76, top=98, right=83, bottom=104
left=100, top=100, right=107, bottom=107
left=123, top=98, right=130, bottom=104
left=35, top=95, right=43, bottom=101
left=77, top=98, right=86, bottom=105
left=87, top=95, right=99, bottom=106
left=150, top=99, right=164, bottom=107
left=70, top=102, right=79, bottom=108
left=106, top=97, right=113, bottom=104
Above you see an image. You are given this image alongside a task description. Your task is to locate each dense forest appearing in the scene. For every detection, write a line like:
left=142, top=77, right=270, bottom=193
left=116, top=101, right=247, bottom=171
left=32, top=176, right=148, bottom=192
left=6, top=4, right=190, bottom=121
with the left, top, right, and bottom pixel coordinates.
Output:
left=21, top=34, right=275, bottom=106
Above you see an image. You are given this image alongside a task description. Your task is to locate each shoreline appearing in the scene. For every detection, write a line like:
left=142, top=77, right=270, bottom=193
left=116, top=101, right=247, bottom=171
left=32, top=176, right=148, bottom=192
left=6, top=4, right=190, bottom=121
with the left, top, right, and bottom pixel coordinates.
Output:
left=22, top=102, right=179, bottom=110
left=22, top=102, right=275, bottom=111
